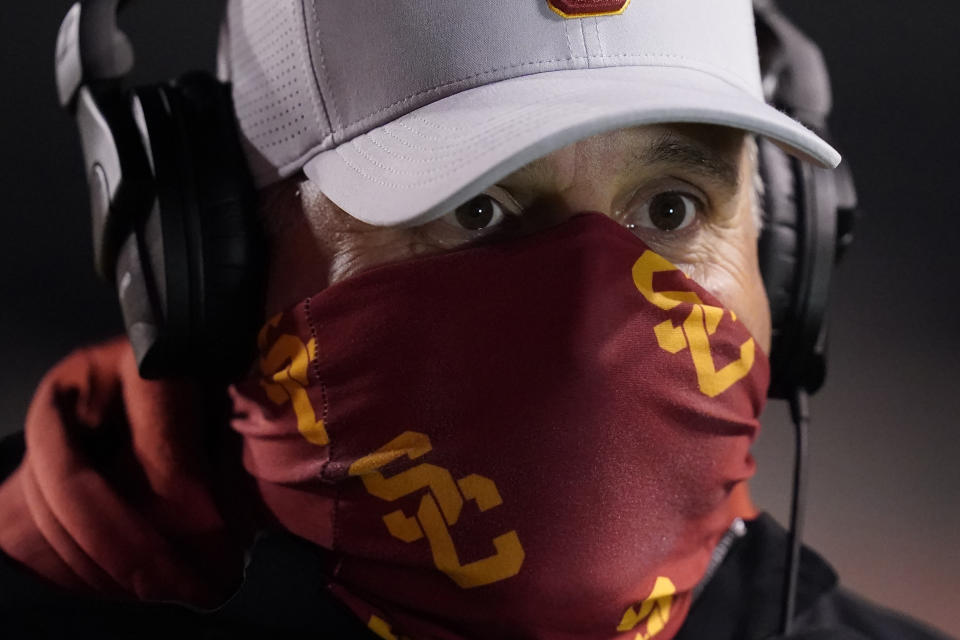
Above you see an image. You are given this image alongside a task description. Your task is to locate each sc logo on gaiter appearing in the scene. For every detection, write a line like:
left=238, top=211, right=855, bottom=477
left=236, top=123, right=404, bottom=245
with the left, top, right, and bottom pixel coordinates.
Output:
left=617, top=576, right=676, bottom=640
left=632, top=251, right=756, bottom=397
left=349, top=431, right=525, bottom=589
left=257, top=314, right=329, bottom=446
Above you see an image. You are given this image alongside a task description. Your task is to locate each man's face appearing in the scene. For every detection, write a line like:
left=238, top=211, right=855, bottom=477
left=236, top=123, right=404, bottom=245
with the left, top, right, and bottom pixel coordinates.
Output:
left=294, top=122, right=771, bottom=352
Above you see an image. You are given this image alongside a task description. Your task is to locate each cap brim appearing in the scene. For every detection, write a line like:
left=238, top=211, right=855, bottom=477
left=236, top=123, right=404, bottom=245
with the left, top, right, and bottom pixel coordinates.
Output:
left=303, top=65, right=840, bottom=227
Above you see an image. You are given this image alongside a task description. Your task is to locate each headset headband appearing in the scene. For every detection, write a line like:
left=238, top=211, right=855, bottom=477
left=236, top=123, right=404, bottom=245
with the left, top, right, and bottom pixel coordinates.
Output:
left=56, top=0, right=134, bottom=108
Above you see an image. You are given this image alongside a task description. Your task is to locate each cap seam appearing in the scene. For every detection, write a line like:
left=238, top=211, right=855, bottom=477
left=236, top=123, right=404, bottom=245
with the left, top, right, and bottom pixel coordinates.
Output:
left=595, top=18, right=606, bottom=59
left=364, top=111, right=556, bottom=166
left=579, top=20, right=591, bottom=68
left=271, top=147, right=327, bottom=184
left=563, top=17, right=576, bottom=56
left=382, top=111, right=544, bottom=153
left=384, top=106, right=584, bottom=157
left=335, top=103, right=606, bottom=186
left=301, top=0, right=336, bottom=146
left=328, top=98, right=823, bottom=192
left=331, top=54, right=758, bottom=146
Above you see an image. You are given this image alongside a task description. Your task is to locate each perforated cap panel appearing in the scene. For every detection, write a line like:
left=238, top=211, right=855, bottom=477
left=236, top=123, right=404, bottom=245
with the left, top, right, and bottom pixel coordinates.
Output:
left=220, top=0, right=330, bottom=186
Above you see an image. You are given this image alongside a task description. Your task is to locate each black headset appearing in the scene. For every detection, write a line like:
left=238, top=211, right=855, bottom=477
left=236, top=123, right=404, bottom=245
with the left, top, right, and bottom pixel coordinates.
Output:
left=55, top=0, right=264, bottom=380
left=55, top=0, right=856, bottom=395
left=754, top=0, right=859, bottom=399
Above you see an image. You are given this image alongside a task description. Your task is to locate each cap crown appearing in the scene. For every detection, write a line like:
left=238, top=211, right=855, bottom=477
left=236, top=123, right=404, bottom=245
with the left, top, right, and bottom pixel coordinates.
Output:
left=221, top=0, right=762, bottom=185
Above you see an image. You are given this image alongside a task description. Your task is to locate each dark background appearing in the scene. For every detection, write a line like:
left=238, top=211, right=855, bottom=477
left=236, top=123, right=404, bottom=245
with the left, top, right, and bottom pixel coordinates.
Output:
left=1, top=1, right=957, bottom=636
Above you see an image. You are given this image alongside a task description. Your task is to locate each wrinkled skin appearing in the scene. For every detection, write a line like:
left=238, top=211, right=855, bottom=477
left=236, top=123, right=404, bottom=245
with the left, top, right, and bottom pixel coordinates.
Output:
left=262, top=123, right=771, bottom=358
left=260, top=122, right=770, bottom=515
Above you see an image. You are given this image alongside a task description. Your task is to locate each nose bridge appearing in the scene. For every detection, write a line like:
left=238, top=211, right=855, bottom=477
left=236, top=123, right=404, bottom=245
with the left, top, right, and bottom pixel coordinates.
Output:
left=523, top=193, right=610, bottom=230
left=557, top=182, right=612, bottom=220
left=530, top=153, right=615, bottom=224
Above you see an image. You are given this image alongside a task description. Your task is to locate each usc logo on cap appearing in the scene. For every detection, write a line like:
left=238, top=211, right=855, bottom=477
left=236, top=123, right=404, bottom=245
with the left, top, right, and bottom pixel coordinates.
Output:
left=547, top=0, right=631, bottom=18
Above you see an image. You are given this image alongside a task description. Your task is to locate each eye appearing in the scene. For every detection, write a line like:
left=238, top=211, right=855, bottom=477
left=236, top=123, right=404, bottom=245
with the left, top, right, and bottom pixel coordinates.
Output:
left=447, top=193, right=508, bottom=232
left=420, top=188, right=522, bottom=250
left=627, top=192, right=700, bottom=233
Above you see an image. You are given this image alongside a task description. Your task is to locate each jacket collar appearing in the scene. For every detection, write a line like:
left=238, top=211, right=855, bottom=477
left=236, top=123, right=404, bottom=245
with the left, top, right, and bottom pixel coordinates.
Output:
left=676, top=513, right=838, bottom=640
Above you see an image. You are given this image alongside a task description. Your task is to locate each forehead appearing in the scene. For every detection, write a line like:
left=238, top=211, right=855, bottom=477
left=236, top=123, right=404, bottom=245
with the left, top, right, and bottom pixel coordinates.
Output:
left=500, top=123, right=748, bottom=192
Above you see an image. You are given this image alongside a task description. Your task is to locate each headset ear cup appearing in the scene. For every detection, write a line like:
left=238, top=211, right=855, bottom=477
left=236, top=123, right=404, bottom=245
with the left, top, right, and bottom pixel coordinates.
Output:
left=121, top=73, right=263, bottom=380
left=754, top=2, right=859, bottom=398
left=120, top=83, right=195, bottom=377
left=757, top=136, right=801, bottom=398
left=167, top=71, right=265, bottom=379
left=758, top=137, right=798, bottom=339
left=758, top=134, right=839, bottom=398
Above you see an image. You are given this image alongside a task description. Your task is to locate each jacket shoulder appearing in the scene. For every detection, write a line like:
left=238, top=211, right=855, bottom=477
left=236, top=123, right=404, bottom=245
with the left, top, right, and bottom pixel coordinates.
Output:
left=677, top=513, right=955, bottom=640
left=795, top=586, right=954, bottom=640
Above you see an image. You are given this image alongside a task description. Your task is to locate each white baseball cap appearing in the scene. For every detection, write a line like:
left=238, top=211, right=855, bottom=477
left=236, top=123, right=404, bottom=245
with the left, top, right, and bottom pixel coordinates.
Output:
left=218, top=0, right=840, bottom=227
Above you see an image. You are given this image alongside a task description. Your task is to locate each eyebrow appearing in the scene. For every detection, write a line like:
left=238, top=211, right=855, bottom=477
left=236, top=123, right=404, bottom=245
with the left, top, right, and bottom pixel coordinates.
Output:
left=503, top=131, right=744, bottom=193
left=631, top=133, right=742, bottom=190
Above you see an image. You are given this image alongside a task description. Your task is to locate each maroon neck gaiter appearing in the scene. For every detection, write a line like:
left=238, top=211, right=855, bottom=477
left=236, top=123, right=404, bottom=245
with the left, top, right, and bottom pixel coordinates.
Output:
left=231, top=214, right=769, bottom=640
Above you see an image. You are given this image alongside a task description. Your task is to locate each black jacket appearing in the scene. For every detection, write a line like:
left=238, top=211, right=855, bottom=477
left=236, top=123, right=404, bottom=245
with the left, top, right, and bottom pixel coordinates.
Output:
left=0, top=432, right=951, bottom=640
